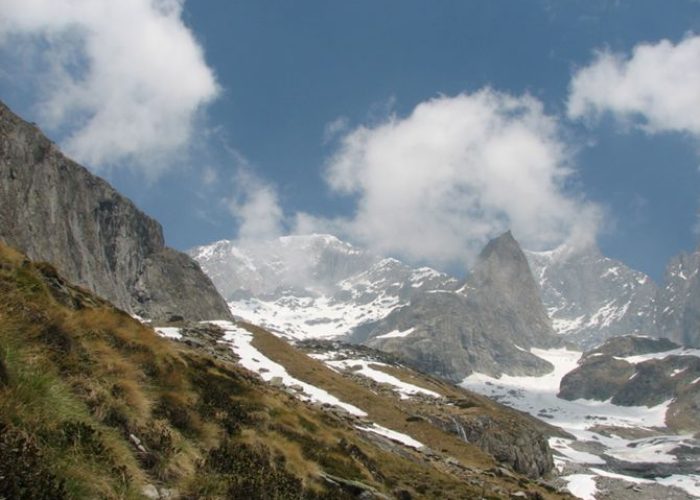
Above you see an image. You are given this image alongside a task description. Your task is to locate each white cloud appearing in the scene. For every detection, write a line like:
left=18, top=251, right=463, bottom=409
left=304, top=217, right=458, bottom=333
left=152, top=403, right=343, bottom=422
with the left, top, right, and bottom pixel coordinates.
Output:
left=227, top=170, right=284, bottom=243
left=0, top=0, right=219, bottom=173
left=568, top=35, right=700, bottom=138
left=304, top=89, right=600, bottom=267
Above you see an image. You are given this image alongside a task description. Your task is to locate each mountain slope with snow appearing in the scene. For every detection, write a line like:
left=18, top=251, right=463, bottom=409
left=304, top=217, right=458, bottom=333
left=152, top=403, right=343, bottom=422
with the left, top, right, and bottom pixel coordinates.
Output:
left=190, top=234, right=458, bottom=340
left=461, top=341, right=700, bottom=499
left=526, top=244, right=657, bottom=349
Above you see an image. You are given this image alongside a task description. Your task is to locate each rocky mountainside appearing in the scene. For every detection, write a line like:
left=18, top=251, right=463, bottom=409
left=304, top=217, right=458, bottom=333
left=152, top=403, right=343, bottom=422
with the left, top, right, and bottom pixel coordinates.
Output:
left=191, top=234, right=457, bottom=339
left=526, top=244, right=657, bottom=349
left=558, top=335, right=700, bottom=434
left=461, top=340, right=700, bottom=498
left=360, top=232, right=562, bottom=380
left=655, top=245, right=700, bottom=348
left=0, top=241, right=567, bottom=499
left=0, top=100, right=231, bottom=321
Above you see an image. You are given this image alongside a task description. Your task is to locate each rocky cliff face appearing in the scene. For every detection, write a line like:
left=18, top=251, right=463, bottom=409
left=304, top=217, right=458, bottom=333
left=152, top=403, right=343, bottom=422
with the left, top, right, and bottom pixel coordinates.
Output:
left=655, top=246, right=700, bottom=348
left=362, top=232, right=561, bottom=380
left=558, top=335, right=700, bottom=432
left=0, top=100, right=231, bottom=321
left=526, top=244, right=657, bottom=349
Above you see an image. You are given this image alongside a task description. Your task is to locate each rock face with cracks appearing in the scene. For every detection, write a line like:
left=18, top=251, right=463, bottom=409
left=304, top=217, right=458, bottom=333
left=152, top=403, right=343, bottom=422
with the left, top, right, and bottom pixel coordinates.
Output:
left=0, top=100, right=231, bottom=321
left=362, top=231, right=561, bottom=380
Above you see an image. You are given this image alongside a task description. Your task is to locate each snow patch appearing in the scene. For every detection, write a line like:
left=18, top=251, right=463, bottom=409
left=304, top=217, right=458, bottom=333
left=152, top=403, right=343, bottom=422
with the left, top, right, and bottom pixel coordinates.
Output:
left=620, top=347, right=700, bottom=364
left=588, top=468, right=652, bottom=484
left=604, top=435, right=694, bottom=464
left=655, top=474, right=700, bottom=497
left=563, top=474, right=597, bottom=500
left=356, top=423, right=424, bottom=449
left=324, top=358, right=441, bottom=400
left=549, top=438, right=606, bottom=465
left=210, top=321, right=367, bottom=417
left=376, top=327, right=415, bottom=339
left=154, top=327, right=182, bottom=339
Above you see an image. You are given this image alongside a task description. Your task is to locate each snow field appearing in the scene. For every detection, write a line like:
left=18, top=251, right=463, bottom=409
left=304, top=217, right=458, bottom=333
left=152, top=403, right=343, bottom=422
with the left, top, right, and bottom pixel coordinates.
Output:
left=461, top=347, right=699, bottom=499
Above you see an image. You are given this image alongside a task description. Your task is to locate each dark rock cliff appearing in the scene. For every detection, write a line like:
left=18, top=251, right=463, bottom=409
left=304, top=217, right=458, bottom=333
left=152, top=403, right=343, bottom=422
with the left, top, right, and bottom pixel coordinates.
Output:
left=0, top=100, right=231, bottom=321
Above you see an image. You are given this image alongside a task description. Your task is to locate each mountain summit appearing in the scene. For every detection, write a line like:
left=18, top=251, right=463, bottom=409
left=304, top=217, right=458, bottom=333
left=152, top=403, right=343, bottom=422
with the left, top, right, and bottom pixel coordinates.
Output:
left=362, top=231, right=561, bottom=380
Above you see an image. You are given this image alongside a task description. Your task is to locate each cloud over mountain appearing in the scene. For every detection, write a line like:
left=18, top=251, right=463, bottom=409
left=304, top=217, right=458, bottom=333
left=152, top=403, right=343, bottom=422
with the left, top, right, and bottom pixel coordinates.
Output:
left=305, top=90, right=600, bottom=268
left=227, top=169, right=285, bottom=243
left=0, top=0, right=219, bottom=173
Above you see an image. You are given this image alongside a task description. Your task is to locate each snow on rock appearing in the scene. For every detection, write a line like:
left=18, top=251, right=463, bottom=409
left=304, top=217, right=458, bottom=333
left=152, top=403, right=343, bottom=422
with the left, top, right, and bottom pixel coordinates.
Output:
left=356, top=423, right=424, bottom=449
left=588, top=468, right=652, bottom=484
left=549, top=438, right=606, bottom=465
left=563, top=474, right=598, bottom=500
left=525, top=244, right=657, bottom=350
left=655, top=475, right=700, bottom=498
left=603, top=435, right=694, bottom=464
left=154, top=327, right=182, bottom=339
left=619, top=347, right=700, bottom=364
left=461, top=346, right=699, bottom=498
left=375, top=327, right=415, bottom=339
left=229, top=294, right=402, bottom=340
left=321, top=357, right=441, bottom=400
left=461, top=348, right=670, bottom=431
left=209, top=321, right=367, bottom=417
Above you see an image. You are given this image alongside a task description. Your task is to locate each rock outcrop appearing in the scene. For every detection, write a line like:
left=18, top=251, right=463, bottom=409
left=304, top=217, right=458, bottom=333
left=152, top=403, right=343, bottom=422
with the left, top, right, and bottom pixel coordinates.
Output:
left=0, top=100, right=231, bottom=321
left=558, top=335, right=700, bottom=432
left=655, top=246, right=700, bottom=348
left=362, top=232, right=561, bottom=380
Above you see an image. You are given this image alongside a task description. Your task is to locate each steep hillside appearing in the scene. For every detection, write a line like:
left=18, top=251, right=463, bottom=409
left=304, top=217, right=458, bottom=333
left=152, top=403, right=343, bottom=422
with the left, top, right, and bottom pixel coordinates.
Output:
left=0, top=242, right=567, bottom=499
left=526, top=244, right=657, bottom=349
left=0, top=100, right=231, bottom=321
left=361, top=232, right=561, bottom=380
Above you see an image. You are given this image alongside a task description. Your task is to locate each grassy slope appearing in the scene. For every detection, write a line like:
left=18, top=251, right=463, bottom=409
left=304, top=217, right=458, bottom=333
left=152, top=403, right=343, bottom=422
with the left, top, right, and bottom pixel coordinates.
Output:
left=248, top=324, right=567, bottom=479
left=0, top=243, right=568, bottom=499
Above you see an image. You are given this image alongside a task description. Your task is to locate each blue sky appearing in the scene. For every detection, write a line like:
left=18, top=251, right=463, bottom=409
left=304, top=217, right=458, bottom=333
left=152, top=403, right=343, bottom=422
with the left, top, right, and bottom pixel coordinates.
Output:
left=1, top=0, right=700, bottom=280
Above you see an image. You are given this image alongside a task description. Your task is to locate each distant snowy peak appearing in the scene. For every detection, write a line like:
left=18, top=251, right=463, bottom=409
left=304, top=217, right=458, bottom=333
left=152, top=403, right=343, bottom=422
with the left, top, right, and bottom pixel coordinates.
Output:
left=190, top=233, right=375, bottom=298
left=526, top=243, right=657, bottom=349
left=190, top=234, right=456, bottom=340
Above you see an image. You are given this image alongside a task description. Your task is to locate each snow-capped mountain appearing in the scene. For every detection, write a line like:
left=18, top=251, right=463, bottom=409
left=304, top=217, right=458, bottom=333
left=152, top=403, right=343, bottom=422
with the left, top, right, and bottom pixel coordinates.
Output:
left=526, top=244, right=657, bottom=349
left=190, top=234, right=458, bottom=340
left=655, top=245, right=700, bottom=348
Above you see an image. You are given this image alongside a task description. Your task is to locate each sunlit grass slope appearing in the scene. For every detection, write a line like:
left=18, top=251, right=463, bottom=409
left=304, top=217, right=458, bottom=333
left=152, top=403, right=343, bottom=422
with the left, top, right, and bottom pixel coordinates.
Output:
left=0, top=242, right=567, bottom=499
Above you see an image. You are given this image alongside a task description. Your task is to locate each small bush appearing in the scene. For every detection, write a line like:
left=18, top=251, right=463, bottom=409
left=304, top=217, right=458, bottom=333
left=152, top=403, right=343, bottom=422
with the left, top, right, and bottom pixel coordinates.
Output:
left=0, top=423, right=67, bottom=499
left=200, top=440, right=306, bottom=499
